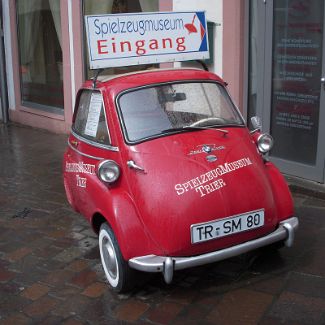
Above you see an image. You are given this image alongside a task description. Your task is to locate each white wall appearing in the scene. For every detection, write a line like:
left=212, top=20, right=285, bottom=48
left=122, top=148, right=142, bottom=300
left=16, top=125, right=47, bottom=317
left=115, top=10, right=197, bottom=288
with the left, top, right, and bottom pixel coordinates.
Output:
left=173, top=0, right=223, bottom=76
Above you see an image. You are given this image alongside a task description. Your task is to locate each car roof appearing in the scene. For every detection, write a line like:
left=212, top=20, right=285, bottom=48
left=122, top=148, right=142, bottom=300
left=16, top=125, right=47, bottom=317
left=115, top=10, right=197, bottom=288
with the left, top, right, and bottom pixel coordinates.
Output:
left=84, top=68, right=225, bottom=95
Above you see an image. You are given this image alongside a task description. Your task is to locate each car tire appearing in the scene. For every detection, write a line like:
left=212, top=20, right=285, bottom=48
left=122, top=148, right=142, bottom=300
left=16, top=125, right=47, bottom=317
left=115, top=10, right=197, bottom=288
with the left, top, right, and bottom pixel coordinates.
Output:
left=99, top=223, right=135, bottom=293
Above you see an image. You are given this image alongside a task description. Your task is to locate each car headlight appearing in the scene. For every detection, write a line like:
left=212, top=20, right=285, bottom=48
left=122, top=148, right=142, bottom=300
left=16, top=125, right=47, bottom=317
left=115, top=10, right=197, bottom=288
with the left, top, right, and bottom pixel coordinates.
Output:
left=257, top=133, right=273, bottom=154
left=97, top=160, right=120, bottom=183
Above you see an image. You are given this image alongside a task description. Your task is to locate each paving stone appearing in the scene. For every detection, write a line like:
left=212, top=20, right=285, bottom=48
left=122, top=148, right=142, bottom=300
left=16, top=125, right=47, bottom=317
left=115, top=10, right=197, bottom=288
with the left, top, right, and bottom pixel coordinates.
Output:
left=47, top=228, right=70, bottom=239
left=41, top=270, right=74, bottom=288
left=12, top=266, right=49, bottom=287
left=145, top=301, right=184, bottom=324
left=0, top=294, right=30, bottom=319
left=173, top=303, right=212, bottom=324
left=0, top=266, right=16, bottom=282
left=77, top=237, right=98, bottom=253
left=166, top=286, right=197, bottom=305
left=26, top=237, right=54, bottom=250
left=193, top=292, right=223, bottom=307
left=69, top=269, right=98, bottom=289
left=33, top=245, right=63, bottom=259
left=48, top=285, right=81, bottom=301
left=269, top=291, right=325, bottom=324
left=0, top=281, right=23, bottom=297
left=21, top=283, right=50, bottom=301
left=38, top=315, right=64, bottom=325
left=81, top=228, right=97, bottom=238
left=82, top=282, right=107, bottom=298
left=53, top=247, right=83, bottom=263
left=207, top=288, right=274, bottom=325
left=70, top=232, right=86, bottom=241
left=66, top=259, right=90, bottom=273
left=5, top=247, right=33, bottom=262
left=259, top=316, right=305, bottom=325
left=286, top=272, right=325, bottom=299
left=0, top=240, right=26, bottom=254
left=51, top=295, right=92, bottom=319
left=24, top=296, right=59, bottom=318
left=83, top=246, right=100, bottom=260
left=0, top=313, right=31, bottom=325
left=114, top=299, right=149, bottom=322
left=62, top=318, right=86, bottom=325
left=246, top=275, right=287, bottom=295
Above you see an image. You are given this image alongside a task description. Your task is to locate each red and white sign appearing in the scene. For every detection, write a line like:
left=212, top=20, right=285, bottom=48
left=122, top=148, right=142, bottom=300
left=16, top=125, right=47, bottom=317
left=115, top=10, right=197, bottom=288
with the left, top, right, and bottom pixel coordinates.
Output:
left=85, top=11, right=209, bottom=69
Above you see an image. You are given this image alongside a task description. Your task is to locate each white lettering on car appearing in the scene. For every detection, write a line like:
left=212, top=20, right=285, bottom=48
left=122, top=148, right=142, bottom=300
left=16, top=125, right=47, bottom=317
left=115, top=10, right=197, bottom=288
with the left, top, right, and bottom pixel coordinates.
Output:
left=76, top=174, right=87, bottom=188
left=175, top=157, right=252, bottom=197
left=65, top=162, right=96, bottom=175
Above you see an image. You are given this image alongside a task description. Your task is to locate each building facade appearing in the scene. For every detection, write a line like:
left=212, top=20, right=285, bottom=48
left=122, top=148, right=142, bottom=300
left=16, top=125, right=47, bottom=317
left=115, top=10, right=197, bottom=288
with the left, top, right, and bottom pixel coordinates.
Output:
left=1, top=0, right=324, bottom=184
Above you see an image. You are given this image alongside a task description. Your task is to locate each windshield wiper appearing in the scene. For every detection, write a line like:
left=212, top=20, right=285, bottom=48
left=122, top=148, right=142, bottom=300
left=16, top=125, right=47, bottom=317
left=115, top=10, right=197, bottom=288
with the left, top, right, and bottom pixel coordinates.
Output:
left=161, top=125, right=228, bottom=135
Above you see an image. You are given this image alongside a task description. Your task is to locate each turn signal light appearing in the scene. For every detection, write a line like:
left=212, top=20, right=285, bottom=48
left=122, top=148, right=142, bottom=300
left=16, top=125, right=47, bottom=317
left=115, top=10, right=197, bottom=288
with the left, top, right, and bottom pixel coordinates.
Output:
left=257, top=133, right=274, bottom=154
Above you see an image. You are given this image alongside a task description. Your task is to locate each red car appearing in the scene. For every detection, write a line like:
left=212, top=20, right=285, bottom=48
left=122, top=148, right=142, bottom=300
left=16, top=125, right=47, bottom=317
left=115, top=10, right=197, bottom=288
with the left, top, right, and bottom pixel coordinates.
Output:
left=63, top=68, right=298, bottom=292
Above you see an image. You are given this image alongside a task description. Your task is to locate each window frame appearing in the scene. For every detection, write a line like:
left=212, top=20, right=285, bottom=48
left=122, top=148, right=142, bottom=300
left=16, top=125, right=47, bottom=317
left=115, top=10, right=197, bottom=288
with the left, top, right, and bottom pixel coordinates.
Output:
left=72, top=88, right=114, bottom=150
left=116, top=80, right=246, bottom=145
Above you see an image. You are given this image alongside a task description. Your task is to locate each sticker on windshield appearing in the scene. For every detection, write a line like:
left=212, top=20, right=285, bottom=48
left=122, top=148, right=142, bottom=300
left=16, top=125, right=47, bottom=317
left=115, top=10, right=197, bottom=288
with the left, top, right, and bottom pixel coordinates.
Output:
left=85, top=93, right=103, bottom=137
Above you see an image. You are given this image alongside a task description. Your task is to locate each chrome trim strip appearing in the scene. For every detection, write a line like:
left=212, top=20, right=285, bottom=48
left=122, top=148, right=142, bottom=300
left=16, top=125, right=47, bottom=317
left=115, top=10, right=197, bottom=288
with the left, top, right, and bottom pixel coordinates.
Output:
left=129, top=217, right=299, bottom=283
left=68, top=141, right=103, bottom=161
left=71, top=130, right=119, bottom=152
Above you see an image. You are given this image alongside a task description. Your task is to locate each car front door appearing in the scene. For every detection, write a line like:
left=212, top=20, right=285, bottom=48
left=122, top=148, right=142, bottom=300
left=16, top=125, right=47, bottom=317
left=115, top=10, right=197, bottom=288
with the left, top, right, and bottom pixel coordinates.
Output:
left=64, top=88, right=120, bottom=219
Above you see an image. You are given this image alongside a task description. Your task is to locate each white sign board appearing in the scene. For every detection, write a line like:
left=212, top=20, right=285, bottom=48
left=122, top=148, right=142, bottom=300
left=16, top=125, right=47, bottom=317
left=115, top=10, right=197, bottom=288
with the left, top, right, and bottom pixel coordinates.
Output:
left=85, top=11, right=209, bottom=69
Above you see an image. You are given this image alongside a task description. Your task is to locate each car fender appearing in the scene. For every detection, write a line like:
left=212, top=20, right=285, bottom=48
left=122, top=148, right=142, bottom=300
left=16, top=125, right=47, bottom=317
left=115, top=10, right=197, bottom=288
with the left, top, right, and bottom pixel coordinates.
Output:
left=91, top=189, right=163, bottom=260
left=264, top=161, right=294, bottom=220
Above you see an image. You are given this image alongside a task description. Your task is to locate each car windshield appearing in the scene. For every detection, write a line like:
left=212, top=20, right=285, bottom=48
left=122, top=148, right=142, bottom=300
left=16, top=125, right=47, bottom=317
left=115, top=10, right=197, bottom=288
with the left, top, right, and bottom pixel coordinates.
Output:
left=118, top=82, right=244, bottom=143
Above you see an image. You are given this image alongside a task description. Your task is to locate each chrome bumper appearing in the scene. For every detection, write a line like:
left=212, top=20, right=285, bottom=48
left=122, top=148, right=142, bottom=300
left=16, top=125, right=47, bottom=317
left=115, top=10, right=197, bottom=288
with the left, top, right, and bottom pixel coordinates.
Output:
left=128, top=217, right=298, bottom=284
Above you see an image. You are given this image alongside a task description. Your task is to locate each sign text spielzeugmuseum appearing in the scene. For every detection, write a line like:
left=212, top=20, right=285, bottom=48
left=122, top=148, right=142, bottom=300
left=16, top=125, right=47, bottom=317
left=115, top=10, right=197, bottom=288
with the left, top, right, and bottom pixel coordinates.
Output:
left=85, top=11, right=209, bottom=69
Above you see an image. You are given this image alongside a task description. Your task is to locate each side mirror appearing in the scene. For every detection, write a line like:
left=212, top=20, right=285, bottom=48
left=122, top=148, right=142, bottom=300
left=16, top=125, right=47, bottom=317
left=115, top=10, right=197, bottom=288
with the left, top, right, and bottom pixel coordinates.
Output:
left=250, top=116, right=262, bottom=132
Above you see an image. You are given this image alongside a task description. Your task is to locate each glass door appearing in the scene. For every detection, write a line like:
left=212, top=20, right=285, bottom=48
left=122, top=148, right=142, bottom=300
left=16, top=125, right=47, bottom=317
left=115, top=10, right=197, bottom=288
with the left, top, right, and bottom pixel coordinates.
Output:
left=248, top=0, right=325, bottom=182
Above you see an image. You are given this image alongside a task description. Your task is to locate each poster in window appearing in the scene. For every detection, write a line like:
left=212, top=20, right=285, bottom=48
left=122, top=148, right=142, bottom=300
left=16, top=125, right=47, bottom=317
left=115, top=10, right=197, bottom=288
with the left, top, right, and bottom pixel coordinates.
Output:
left=85, top=93, right=103, bottom=137
left=270, top=0, right=323, bottom=164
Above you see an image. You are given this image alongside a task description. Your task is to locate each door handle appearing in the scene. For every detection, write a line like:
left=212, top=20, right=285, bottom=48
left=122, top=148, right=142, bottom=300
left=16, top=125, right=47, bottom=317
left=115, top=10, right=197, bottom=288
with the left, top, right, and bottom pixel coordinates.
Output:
left=127, top=160, right=146, bottom=173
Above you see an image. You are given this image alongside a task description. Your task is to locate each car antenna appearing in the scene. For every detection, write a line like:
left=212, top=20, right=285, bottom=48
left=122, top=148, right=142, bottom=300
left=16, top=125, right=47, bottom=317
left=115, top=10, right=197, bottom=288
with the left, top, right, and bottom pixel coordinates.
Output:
left=92, top=68, right=104, bottom=88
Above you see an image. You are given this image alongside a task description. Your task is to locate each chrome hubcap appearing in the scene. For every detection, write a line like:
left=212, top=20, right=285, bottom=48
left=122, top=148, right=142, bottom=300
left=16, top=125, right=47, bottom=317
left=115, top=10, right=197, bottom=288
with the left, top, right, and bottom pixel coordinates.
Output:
left=102, top=236, right=117, bottom=280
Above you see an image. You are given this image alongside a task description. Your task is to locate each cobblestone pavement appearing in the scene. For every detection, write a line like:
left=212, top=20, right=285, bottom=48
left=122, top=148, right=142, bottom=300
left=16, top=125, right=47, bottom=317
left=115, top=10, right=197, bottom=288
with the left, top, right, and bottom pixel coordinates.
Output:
left=1, top=123, right=325, bottom=325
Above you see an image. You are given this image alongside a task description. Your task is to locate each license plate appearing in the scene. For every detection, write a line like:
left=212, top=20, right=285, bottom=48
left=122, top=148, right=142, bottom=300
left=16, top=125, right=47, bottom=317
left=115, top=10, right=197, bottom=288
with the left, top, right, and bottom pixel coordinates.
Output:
left=191, top=209, right=265, bottom=244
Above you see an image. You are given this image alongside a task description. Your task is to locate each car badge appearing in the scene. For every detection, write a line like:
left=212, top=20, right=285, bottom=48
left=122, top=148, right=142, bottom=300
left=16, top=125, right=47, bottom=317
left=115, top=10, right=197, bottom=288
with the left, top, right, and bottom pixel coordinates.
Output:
left=188, top=144, right=226, bottom=156
left=202, top=145, right=212, bottom=154
left=206, top=155, right=218, bottom=162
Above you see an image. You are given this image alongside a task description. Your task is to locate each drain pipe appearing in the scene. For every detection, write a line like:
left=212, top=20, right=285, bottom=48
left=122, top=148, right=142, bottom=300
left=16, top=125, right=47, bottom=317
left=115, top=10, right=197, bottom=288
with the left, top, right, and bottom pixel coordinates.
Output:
left=0, top=1, right=8, bottom=124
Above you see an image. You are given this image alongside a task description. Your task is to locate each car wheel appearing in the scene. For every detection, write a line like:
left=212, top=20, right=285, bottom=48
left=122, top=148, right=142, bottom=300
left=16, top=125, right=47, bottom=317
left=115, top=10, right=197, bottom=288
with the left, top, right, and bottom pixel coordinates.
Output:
left=99, top=223, right=135, bottom=293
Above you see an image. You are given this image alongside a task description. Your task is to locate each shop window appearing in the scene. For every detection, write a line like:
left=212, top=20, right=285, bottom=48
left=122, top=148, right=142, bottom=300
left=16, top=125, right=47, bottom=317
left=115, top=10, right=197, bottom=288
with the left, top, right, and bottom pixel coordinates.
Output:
left=16, top=0, right=63, bottom=112
left=83, top=0, right=159, bottom=79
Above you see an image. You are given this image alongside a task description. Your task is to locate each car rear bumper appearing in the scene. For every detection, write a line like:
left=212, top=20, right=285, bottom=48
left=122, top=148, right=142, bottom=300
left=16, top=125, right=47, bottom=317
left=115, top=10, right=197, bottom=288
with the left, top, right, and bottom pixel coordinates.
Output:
left=128, top=216, right=298, bottom=284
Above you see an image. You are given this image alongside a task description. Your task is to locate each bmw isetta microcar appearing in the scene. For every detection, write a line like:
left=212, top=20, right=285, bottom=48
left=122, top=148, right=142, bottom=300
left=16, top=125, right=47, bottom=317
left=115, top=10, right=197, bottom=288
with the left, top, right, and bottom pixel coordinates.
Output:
left=63, top=68, right=298, bottom=292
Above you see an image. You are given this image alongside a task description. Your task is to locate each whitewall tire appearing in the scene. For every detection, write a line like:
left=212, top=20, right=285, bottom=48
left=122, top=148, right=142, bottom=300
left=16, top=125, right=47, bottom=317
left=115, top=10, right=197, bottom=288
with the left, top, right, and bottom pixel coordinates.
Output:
left=99, top=223, right=135, bottom=292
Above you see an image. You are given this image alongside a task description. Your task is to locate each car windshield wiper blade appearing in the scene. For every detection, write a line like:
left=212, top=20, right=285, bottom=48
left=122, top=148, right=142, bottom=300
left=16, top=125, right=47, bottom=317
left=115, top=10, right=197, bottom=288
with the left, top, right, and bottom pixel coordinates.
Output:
left=161, top=125, right=228, bottom=135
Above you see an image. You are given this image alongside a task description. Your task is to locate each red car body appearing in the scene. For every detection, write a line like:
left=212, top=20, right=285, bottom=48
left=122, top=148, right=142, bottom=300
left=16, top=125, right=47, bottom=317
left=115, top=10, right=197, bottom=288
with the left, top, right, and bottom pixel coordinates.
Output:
left=63, top=68, right=298, bottom=292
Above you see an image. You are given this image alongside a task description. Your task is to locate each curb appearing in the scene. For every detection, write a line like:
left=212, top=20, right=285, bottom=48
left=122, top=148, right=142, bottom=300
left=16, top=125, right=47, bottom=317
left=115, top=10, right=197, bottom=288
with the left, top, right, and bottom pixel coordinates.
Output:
left=286, top=176, right=325, bottom=201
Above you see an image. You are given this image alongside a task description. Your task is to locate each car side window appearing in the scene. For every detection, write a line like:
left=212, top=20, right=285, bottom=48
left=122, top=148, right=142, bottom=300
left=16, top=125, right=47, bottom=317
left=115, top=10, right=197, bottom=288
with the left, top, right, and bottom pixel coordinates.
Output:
left=73, top=90, right=111, bottom=145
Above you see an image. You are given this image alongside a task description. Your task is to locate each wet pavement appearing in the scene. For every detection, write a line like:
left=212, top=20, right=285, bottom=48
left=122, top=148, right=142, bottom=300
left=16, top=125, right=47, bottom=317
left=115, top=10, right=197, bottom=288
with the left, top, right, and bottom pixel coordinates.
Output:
left=1, top=123, right=325, bottom=325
